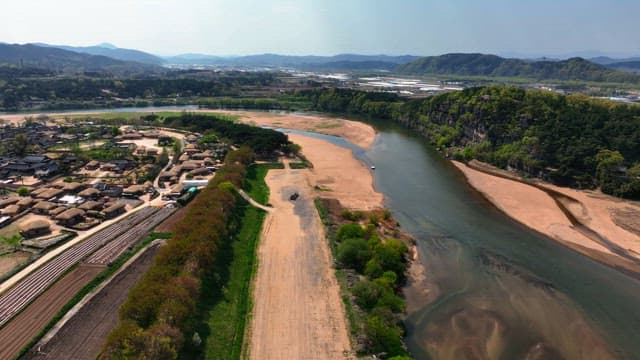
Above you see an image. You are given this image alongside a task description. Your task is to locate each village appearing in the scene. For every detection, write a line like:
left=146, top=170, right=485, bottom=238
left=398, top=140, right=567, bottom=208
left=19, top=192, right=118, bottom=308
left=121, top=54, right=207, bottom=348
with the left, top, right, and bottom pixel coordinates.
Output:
left=0, top=118, right=227, bottom=261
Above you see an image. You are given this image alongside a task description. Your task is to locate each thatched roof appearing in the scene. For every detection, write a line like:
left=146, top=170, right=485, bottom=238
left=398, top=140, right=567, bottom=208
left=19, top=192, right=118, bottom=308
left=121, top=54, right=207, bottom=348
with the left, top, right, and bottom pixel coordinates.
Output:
left=78, top=188, right=100, bottom=197
left=17, top=197, right=34, bottom=207
left=1, top=205, right=20, bottom=215
left=36, top=188, right=63, bottom=199
left=33, top=201, right=56, bottom=211
left=55, top=208, right=85, bottom=220
left=20, top=219, right=50, bottom=233
left=0, top=197, right=20, bottom=208
left=124, top=185, right=146, bottom=194
left=103, top=202, right=126, bottom=214
left=49, top=206, right=68, bottom=216
left=62, top=182, right=84, bottom=192
left=78, top=200, right=102, bottom=211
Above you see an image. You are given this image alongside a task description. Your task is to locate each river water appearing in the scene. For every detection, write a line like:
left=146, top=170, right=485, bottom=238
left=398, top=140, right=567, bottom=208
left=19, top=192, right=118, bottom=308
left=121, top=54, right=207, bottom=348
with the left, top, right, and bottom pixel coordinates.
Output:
left=284, top=124, right=640, bottom=359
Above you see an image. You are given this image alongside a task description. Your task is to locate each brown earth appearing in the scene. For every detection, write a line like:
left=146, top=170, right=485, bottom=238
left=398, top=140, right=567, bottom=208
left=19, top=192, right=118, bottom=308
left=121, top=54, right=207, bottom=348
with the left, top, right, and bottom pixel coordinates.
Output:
left=0, top=251, right=31, bottom=278
left=23, top=244, right=160, bottom=360
left=0, top=265, right=104, bottom=360
left=248, top=160, right=354, bottom=360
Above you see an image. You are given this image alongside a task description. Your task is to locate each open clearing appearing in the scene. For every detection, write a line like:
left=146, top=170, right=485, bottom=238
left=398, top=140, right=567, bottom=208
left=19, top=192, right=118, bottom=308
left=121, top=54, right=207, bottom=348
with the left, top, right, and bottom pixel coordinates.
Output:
left=24, top=244, right=161, bottom=360
left=0, top=251, right=31, bottom=278
left=0, top=265, right=104, bottom=360
left=248, top=162, right=353, bottom=359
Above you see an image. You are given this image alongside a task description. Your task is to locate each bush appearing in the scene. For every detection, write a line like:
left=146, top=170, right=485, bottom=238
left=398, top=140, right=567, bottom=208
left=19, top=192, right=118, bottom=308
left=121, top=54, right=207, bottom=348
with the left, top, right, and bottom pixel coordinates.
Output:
left=336, top=223, right=365, bottom=242
left=364, top=315, right=406, bottom=356
left=336, top=238, right=371, bottom=272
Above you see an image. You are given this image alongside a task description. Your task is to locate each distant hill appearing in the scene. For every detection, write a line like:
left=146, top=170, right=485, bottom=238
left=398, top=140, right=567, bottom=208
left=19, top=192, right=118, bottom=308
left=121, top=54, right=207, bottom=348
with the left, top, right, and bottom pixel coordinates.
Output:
left=36, top=43, right=164, bottom=65
left=164, top=53, right=418, bottom=70
left=606, top=61, right=640, bottom=74
left=0, top=43, right=160, bottom=74
left=589, top=56, right=640, bottom=65
left=396, top=53, right=640, bottom=82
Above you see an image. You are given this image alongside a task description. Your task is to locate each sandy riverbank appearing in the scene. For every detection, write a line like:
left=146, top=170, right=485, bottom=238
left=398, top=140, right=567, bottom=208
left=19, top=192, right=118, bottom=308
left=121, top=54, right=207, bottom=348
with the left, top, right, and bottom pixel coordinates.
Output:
left=453, top=160, right=640, bottom=274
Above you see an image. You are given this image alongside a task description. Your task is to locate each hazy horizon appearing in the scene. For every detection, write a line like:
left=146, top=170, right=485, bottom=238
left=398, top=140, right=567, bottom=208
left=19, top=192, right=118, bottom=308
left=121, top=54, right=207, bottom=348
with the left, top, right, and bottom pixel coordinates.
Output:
left=1, top=0, right=639, bottom=58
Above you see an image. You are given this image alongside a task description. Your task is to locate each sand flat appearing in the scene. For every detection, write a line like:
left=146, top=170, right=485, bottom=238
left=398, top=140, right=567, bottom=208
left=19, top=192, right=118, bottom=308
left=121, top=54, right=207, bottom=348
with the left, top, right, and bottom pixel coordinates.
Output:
left=453, top=161, right=640, bottom=268
left=248, top=161, right=353, bottom=360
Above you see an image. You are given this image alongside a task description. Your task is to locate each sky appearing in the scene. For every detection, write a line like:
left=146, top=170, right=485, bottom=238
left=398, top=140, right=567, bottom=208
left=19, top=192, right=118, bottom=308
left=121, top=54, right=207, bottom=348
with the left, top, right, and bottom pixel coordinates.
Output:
left=1, top=0, right=639, bottom=57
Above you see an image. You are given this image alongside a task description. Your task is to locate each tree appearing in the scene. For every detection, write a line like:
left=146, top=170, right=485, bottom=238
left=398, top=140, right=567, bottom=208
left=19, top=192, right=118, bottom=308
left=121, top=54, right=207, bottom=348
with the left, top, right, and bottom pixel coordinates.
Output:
left=13, top=133, right=28, bottom=156
left=337, top=237, right=371, bottom=272
left=17, top=186, right=29, bottom=196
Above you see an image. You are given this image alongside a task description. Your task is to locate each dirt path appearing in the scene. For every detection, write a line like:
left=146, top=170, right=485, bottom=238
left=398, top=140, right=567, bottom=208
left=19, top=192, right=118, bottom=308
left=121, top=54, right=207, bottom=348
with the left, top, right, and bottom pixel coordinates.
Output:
left=248, top=164, right=353, bottom=359
left=0, top=265, right=104, bottom=360
left=23, top=244, right=161, bottom=360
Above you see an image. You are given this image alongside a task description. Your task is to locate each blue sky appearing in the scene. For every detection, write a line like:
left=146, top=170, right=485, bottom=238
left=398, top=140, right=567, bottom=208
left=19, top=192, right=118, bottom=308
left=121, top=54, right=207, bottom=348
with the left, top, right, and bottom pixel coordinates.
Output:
left=1, top=0, right=638, bottom=57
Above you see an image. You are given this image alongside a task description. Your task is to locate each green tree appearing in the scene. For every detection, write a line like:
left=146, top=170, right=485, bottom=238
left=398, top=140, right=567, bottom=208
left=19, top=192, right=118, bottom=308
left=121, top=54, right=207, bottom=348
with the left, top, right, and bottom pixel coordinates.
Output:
left=17, top=186, right=29, bottom=196
left=13, top=133, right=29, bottom=156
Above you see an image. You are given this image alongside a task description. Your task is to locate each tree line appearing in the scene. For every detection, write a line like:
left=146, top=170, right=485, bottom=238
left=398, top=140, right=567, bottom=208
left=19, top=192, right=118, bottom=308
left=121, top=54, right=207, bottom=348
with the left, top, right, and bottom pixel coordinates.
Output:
left=300, top=87, right=640, bottom=199
left=101, top=147, right=255, bottom=358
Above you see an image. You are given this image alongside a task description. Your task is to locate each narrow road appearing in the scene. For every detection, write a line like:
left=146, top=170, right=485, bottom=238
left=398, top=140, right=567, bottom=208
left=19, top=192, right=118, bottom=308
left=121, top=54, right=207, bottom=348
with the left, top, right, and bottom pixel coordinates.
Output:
left=237, top=189, right=273, bottom=212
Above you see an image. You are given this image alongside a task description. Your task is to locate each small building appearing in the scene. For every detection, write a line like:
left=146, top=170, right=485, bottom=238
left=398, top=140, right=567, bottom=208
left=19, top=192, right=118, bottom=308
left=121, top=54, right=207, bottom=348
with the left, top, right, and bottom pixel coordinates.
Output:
left=100, top=163, right=117, bottom=172
left=189, top=168, right=211, bottom=177
left=33, top=201, right=56, bottom=214
left=36, top=188, right=63, bottom=200
left=1, top=204, right=20, bottom=216
left=0, top=197, right=20, bottom=208
left=78, top=187, right=101, bottom=199
left=16, top=197, right=34, bottom=209
left=123, top=185, right=146, bottom=198
left=55, top=208, right=85, bottom=227
left=169, top=183, right=185, bottom=197
left=85, top=160, right=100, bottom=170
left=49, top=206, right=68, bottom=217
left=19, top=220, right=51, bottom=238
left=102, top=202, right=126, bottom=219
left=34, top=162, right=58, bottom=178
left=78, top=200, right=103, bottom=211
left=145, top=148, right=159, bottom=156
left=62, top=182, right=86, bottom=193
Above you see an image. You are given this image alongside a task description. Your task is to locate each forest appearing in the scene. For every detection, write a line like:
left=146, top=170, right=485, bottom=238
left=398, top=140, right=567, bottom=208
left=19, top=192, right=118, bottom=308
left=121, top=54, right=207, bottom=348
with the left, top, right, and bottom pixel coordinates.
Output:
left=301, top=87, right=640, bottom=198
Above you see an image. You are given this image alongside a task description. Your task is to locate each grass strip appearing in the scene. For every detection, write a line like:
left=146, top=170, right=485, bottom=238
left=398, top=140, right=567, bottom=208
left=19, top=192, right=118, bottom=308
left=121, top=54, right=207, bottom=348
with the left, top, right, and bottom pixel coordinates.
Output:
left=190, top=164, right=270, bottom=360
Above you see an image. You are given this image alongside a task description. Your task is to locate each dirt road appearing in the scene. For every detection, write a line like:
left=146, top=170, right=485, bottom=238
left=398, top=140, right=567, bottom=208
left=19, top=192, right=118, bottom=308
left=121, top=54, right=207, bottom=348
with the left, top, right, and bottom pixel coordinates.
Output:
left=248, top=163, right=353, bottom=360
left=23, top=245, right=161, bottom=360
left=0, top=265, right=104, bottom=360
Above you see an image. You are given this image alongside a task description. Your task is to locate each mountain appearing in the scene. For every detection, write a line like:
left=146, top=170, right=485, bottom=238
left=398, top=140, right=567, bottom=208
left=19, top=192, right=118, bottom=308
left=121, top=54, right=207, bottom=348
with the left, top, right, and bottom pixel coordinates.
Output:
left=590, top=56, right=640, bottom=65
left=396, top=53, right=640, bottom=83
left=164, top=53, right=418, bottom=70
left=0, top=43, right=159, bottom=74
left=606, top=61, right=640, bottom=73
left=35, top=43, right=164, bottom=65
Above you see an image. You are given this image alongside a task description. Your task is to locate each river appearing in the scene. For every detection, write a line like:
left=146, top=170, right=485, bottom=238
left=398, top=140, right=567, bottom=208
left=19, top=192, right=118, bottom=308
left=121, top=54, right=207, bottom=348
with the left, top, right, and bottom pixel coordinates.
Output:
left=284, top=123, right=640, bottom=359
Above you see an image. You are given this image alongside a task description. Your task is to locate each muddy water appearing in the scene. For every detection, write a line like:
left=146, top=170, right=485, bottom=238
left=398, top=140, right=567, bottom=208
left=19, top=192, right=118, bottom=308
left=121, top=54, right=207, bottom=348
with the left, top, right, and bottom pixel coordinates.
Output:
left=283, top=126, right=640, bottom=359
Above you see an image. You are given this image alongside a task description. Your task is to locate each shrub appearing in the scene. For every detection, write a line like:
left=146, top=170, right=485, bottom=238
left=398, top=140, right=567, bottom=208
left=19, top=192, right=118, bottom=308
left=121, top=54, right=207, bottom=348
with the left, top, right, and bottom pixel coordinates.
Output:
left=364, top=315, right=406, bottom=356
left=336, top=237, right=371, bottom=272
left=336, top=223, right=365, bottom=242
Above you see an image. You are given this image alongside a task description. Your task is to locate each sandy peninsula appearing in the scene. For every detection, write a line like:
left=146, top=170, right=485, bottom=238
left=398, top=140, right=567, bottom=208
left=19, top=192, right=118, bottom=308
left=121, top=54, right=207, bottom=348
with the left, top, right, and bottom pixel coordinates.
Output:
left=453, top=160, right=640, bottom=274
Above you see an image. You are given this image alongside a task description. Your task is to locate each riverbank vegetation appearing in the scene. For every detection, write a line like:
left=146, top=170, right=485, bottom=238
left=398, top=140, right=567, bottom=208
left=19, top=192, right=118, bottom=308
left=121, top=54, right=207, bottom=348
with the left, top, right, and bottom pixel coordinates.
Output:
left=315, top=198, right=412, bottom=358
left=300, top=87, right=640, bottom=199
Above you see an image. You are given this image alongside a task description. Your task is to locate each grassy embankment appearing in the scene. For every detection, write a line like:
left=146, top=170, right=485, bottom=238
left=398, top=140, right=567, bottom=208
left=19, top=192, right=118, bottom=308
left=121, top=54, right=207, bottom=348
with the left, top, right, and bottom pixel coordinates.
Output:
left=191, top=163, right=281, bottom=360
